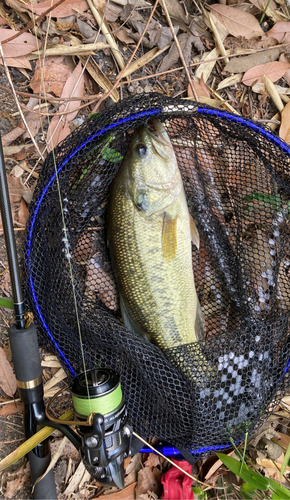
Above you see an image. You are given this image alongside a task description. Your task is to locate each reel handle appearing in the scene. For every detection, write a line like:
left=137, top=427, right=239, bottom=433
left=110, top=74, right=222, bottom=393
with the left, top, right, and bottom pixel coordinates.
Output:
left=83, top=413, right=108, bottom=468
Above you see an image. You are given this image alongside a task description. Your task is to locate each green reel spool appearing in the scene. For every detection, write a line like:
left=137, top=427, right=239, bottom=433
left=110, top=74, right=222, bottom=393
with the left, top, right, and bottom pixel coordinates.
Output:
left=70, top=368, right=125, bottom=428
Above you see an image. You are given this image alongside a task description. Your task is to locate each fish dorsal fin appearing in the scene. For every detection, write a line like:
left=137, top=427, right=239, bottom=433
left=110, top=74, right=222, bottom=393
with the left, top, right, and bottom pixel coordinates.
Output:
left=190, top=214, right=200, bottom=250
left=162, top=212, right=177, bottom=260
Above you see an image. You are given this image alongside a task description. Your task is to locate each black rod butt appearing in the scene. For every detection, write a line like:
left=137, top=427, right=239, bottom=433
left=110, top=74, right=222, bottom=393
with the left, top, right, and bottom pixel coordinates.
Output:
left=28, top=451, right=57, bottom=500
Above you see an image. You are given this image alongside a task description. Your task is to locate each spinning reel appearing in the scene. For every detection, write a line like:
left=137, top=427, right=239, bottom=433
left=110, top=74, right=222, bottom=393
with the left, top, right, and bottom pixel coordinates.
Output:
left=0, top=137, right=135, bottom=497
left=46, top=367, right=133, bottom=489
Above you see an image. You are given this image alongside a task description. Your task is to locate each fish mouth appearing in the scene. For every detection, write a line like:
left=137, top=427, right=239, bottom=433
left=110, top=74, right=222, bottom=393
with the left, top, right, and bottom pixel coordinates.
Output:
left=146, top=118, right=173, bottom=161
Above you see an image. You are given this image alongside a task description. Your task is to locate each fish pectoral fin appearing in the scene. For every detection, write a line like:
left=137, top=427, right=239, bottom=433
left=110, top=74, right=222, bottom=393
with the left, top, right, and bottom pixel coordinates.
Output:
left=162, top=212, right=177, bottom=260
left=194, top=294, right=205, bottom=342
left=190, top=214, right=200, bottom=250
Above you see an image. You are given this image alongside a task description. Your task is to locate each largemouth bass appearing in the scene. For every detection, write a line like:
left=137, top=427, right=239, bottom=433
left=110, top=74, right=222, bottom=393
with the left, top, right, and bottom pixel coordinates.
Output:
left=108, top=118, right=204, bottom=350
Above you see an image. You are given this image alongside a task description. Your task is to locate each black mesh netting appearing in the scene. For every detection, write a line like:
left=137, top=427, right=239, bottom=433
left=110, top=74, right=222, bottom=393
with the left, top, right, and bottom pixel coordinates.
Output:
left=25, top=93, right=290, bottom=463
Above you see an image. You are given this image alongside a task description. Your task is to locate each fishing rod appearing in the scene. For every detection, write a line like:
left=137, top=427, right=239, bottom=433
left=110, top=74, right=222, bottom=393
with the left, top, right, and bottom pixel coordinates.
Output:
left=0, top=136, right=135, bottom=496
left=0, top=133, right=57, bottom=499
left=0, top=133, right=169, bottom=497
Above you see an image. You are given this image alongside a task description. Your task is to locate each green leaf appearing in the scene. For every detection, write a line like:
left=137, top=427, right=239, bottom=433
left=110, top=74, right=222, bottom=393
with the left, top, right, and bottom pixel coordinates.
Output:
left=216, top=454, right=270, bottom=490
left=100, top=147, right=123, bottom=163
left=241, top=483, right=257, bottom=493
left=217, top=453, right=290, bottom=499
left=240, top=491, right=254, bottom=500
left=239, top=192, right=290, bottom=216
left=267, top=477, right=290, bottom=499
left=0, top=297, right=14, bottom=309
left=192, top=487, right=203, bottom=494
left=89, top=112, right=100, bottom=119
left=280, top=441, right=290, bottom=479
left=240, top=432, right=248, bottom=473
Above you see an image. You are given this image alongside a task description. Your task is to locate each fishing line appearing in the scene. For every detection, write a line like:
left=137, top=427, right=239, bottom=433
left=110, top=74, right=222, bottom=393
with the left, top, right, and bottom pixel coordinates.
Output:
left=133, top=432, right=237, bottom=491
left=29, top=0, right=92, bottom=407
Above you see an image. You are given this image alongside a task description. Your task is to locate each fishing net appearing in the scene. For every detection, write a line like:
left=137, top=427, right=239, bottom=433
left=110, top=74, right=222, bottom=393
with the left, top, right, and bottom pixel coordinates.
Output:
left=25, top=93, right=290, bottom=463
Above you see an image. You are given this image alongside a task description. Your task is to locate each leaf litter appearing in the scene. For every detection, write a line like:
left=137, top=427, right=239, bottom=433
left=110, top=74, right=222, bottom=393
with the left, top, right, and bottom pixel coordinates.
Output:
left=2, top=0, right=290, bottom=497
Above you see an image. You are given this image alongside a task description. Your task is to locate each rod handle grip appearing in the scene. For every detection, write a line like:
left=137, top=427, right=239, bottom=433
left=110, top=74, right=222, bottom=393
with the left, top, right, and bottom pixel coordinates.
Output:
left=9, top=323, right=44, bottom=404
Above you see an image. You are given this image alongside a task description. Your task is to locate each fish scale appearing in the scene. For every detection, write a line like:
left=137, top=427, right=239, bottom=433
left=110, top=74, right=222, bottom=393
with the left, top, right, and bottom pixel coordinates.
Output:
left=108, top=119, right=202, bottom=351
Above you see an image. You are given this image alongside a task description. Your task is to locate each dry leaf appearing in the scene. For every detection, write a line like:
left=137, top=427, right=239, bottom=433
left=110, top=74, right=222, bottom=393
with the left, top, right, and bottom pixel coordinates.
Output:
left=250, top=0, right=277, bottom=8
left=0, top=401, right=23, bottom=416
left=77, top=17, right=97, bottom=39
left=105, top=1, right=123, bottom=22
left=28, top=0, right=89, bottom=18
left=242, top=61, right=290, bottom=86
left=47, top=61, right=84, bottom=151
left=1, top=272, right=11, bottom=295
left=135, top=468, right=160, bottom=498
left=63, top=461, right=90, bottom=495
left=125, top=454, right=142, bottom=476
left=17, top=198, right=29, bottom=227
left=114, top=28, right=135, bottom=44
left=280, top=53, right=290, bottom=85
left=147, top=25, right=178, bottom=50
left=95, top=482, right=136, bottom=499
left=7, top=175, right=33, bottom=204
left=161, top=0, right=191, bottom=34
left=2, top=126, right=25, bottom=147
left=4, top=0, right=31, bottom=13
left=275, top=431, right=290, bottom=450
left=5, top=463, right=30, bottom=499
left=210, top=4, right=264, bottom=39
left=217, top=73, right=242, bottom=90
left=0, top=175, right=32, bottom=229
left=159, top=33, right=193, bottom=73
left=144, top=454, right=162, bottom=469
left=279, top=100, right=290, bottom=142
left=224, top=48, right=280, bottom=73
left=249, top=0, right=284, bottom=23
left=256, top=457, right=288, bottom=471
left=0, top=55, right=32, bottom=70
left=20, top=97, right=46, bottom=140
left=70, top=34, right=119, bottom=102
left=4, top=144, right=33, bottom=156
left=252, top=82, right=290, bottom=95
left=125, top=453, right=142, bottom=487
left=267, top=21, right=290, bottom=43
left=43, top=368, right=67, bottom=395
left=188, top=79, right=210, bottom=99
left=92, top=0, right=105, bottom=9
left=30, top=56, right=74, bottom=96
left=0, top=28, right=37, bottom=57
left=120, top=45, right=170, bottom=78
left=195, top=21, right=228, bottom=83
left=264, top=73, right=284, bottom=112
left=0, top=346, right=17, bottom=397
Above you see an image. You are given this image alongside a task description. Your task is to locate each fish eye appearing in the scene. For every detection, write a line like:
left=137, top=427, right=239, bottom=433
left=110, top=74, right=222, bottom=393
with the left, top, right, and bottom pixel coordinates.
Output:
left=136, top=144, right=147, bottom=157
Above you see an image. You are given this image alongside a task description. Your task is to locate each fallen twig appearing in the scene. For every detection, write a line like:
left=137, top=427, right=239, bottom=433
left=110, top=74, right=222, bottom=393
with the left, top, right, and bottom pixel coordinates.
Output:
left=160, top=0, right=198, bottom=100
left=1, top=0, right=68, bottom=45
left=92, top=0, right=160, bottom=113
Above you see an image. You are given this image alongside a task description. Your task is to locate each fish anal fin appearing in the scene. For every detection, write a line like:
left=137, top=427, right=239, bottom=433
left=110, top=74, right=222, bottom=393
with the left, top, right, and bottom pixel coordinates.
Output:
left=190, top=214, right=200, bottom=249
left=162, top=212, right=177, bottom=260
